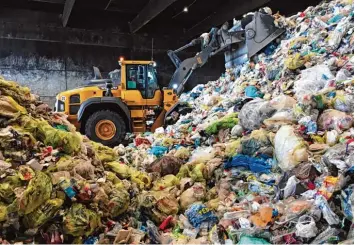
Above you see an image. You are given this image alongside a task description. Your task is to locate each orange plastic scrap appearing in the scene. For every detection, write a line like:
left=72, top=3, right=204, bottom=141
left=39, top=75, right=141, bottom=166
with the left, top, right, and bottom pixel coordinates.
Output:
left=287, top=200, right=312, bottom=214
left=250, top=206, right=273, bottom=228
left=318, top=176, right=339, bottom=199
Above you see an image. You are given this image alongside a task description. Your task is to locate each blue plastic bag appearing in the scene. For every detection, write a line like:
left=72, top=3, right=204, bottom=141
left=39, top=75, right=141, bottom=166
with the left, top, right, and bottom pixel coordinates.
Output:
left=245, top=86, right=264, bottom=98
left=224, top=154, right=272, bottom=174
left=149, top=146, right=168, bottom=157
left=185, top=204, right=218, bottom=228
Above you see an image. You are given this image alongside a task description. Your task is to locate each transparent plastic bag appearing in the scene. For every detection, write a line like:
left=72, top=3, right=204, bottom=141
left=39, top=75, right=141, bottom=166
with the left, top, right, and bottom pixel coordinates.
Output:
left=315, top=195, right=340, bottom=225
left=239, top=99, right=276, bottom=131
left=317, top=109, right=353, bottom=132
left=321, top=143, right=354, bottom=172
left=294, top=65, right=334, bottom=100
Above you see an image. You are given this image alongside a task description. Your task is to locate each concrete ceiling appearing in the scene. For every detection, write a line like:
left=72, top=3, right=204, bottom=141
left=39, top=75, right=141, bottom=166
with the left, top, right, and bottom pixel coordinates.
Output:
left=0, top=0, right=322, bottom=40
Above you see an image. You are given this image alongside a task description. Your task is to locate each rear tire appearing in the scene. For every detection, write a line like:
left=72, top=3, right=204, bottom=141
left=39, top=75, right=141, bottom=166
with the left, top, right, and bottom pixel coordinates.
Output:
left=85, top=110, right=126, bottom=147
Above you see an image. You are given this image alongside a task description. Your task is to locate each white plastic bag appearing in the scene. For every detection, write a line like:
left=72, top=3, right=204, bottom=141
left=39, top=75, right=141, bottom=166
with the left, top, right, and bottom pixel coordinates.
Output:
left=283, top=175, right=300, bottom=198
left=189, top=146, right=214, bottom=163
left=155, top=127, right=165, bottom=134
left=274, top=125, right=308, bottom=171
left=231, top=125, right=243, bottom=137
left=295, top=215, right=318, bottom=238
left=325, top=130, right=339, bottom=146
left=328, top=16, right=351, bottom=48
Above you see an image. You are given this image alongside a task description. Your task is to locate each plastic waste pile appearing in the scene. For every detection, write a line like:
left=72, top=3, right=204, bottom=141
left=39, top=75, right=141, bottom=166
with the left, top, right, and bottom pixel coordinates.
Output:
left=0, top=0, right=354, bottom=244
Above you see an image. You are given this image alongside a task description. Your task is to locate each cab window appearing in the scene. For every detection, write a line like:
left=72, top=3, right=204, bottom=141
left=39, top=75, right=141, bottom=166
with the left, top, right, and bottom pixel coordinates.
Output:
left=147, top=66, right=159, bottom=98
left=109, top=69, right=121, bottom=86
left=126, top=64, right=146, bottom=94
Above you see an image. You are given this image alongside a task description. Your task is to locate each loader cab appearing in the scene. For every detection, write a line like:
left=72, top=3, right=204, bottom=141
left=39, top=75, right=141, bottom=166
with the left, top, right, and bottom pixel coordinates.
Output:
left=122, top=60, right=160, bottom=99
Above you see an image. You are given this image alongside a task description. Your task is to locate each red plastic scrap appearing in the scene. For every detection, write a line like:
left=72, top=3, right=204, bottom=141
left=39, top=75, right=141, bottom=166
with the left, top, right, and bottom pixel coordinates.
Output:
left=159, top=215, right=173, bottom=230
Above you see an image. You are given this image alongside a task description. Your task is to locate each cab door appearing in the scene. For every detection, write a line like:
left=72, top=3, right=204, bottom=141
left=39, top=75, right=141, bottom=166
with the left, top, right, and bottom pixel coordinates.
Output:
left=121, top=64, right=149, bottom=132
left=145, top=65, right=162, bottom=106
left=122, top=64, right=147, bottom=106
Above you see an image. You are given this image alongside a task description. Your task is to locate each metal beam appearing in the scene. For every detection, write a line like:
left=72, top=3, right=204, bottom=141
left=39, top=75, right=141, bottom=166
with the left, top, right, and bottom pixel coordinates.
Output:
left=30, top=0, right=65, bottom=3
left=185, top=0, right=270, bottom=38
left=62, top=0, right=75, bottom=27
left=0, top=21, right=183, bottom=52
left=129, top=0, right=177, bottom=33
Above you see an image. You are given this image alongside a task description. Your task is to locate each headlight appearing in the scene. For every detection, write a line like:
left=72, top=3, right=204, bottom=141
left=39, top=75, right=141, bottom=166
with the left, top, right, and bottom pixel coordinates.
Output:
left=173, top=84, right=178, bottom=89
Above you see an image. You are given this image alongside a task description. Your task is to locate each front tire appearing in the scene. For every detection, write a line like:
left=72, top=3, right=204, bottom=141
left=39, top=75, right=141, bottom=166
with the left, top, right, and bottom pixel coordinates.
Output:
left=85, top=110, right=126, bottom=147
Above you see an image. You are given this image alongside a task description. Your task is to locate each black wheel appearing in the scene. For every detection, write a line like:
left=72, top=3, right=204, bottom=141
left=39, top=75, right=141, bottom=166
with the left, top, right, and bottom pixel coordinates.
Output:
left=85, top=110, right=126, bottom=147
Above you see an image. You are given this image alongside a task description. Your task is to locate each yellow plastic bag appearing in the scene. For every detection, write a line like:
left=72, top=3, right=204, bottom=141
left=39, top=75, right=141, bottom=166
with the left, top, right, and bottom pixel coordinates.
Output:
left=0, top=77, right=34, bottom=104
left=174, top=147, right=190, bottom=159
left=18, top=171, right=52, bottom=214
left=0, top=96, right=27, bottom=118
left=21, top=115, right=82, bottom=154
left=152, top=175, right=179, bottom=191
left=105, top=171, right=125, bottom=189
left=91, top=142, right=117, bottom=162
left=108, top=188, right=130, bottom=217
left=0, top=202, right=7, bottom=222
left=225, top=140, right=241, bottom=157
left=106, top=162, right=131, bottom=179
left=23, top=198, right=63, bottom=228
left=130, top=169, right=151, bottom=190
left=63, top=203, right=100, bottom=236
left=285, top=53, right=312, bottom=70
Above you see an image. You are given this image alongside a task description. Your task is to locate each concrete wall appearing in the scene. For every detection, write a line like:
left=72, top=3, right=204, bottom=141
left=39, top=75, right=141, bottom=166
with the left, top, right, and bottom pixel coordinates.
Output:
left=0, top=8, right=225, bottom=107
left=0, top=38, right=225, bottom=107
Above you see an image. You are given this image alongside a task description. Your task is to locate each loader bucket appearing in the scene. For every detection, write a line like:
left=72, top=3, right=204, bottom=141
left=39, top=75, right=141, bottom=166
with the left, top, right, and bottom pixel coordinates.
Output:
left=245, top=12, right=285, bottom=58
left=224, top=41, right=249, bottom=68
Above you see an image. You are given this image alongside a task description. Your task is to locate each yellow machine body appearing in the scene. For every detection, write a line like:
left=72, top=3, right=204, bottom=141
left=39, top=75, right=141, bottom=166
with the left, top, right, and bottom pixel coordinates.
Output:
left=55, top=60, right=178, bottom=145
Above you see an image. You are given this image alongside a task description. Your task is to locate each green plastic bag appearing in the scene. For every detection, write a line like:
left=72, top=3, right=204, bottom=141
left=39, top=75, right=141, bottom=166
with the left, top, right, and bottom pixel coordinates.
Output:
left=63, top=203, right=100, bottom=237
left=23, top=198, right=63, bottom=228
left=18, top=171, right=52, bottom=214
left=0, top=174, right=23, bottom=204
left=238, top=235, right=270, bottom=244
left=205, top=113, right=238, bottom=135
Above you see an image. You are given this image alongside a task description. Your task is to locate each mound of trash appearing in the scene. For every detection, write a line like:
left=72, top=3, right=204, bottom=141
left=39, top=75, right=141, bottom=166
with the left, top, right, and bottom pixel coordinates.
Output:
left=0, top=0, right=354, bottom=244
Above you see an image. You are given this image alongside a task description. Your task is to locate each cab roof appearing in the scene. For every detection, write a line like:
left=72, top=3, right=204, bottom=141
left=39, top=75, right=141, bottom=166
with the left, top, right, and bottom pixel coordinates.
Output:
left=120, top=60, right=154, bottom=65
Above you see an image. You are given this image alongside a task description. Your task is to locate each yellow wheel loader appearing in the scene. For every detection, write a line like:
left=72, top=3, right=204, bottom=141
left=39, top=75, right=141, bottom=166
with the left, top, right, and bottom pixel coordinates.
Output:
left=55, top=11, right=284, bottom=146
